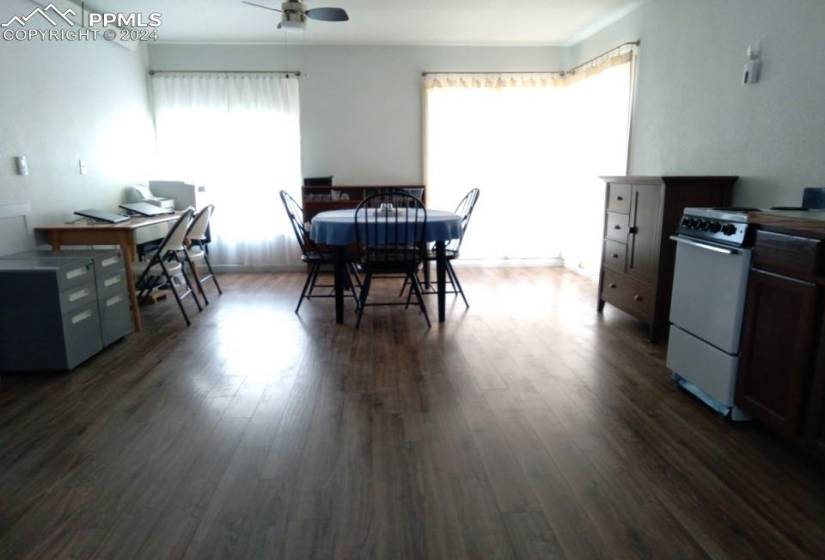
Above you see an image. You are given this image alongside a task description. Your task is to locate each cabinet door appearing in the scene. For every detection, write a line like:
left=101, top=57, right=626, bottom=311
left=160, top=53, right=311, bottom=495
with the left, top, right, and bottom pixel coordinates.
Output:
left=627, top=184, right=663, bottom=282
left=736, top=269, right=819, bottom=438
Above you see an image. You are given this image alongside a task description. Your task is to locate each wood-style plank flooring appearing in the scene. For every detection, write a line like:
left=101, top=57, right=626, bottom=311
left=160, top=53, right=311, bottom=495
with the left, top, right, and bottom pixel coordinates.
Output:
left=1, top=268, right=824, bottom=559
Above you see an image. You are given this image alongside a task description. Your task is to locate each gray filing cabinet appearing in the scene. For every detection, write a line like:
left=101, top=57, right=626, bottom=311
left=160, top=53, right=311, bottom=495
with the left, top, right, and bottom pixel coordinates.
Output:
left=0, top=256, right=103, bottom=371
left=7, top=250, right=133, bottom=348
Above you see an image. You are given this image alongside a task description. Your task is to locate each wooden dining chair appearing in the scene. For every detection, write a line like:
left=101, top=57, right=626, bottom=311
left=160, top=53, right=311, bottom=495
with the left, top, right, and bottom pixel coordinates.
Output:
left=279, top=191, right=360, bottom=314
left=402, top=188, right=480, bottom=308
left=354, top=189, right=430, bottom=329
left=133, top=208, right=202, bottom=326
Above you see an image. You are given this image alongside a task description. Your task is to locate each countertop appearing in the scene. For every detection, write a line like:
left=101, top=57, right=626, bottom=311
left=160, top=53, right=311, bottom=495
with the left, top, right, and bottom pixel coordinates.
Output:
left=750, top=210, right=825, bottom=239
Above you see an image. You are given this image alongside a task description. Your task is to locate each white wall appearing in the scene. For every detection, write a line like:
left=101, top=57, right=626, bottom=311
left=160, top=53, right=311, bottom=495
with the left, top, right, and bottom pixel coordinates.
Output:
left=571, top=0, right=825, bottom=207
left=147, top=44, right=566, bottom=185
left=0, top=0, right=155, bottom=236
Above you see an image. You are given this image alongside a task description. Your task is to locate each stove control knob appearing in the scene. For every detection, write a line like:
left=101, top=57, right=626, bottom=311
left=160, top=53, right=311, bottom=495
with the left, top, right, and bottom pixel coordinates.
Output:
left=689, top=219, right=700, bottom=229
left=699, top=221, right=710, bottom=231
left=721, top=224, right=738, bottom=236
left=708, top=221, right=722, bottom=233
left=681, top=217, right=691, bottom=227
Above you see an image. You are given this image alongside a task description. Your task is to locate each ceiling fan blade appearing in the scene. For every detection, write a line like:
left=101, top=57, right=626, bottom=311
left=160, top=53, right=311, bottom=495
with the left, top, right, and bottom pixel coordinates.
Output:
left=242, top=1, right=282, bottom=13
left=305, top=7, right=349, bottom=22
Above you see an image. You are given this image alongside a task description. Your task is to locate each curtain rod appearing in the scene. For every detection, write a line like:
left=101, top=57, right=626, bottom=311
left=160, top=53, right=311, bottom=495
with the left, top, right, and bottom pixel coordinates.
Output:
left=421, top=40, right=640, bottom=77
left=148, top=70, right=301, bottom=77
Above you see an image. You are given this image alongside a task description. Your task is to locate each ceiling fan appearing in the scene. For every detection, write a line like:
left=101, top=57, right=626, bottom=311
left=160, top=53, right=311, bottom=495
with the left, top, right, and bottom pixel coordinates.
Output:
left=242, top=1, right=349, bottom=32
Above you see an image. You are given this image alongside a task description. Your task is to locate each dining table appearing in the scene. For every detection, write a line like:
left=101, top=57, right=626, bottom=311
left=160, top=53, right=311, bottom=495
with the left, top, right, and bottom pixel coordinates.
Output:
left=310, top=208, right=463, bottom=324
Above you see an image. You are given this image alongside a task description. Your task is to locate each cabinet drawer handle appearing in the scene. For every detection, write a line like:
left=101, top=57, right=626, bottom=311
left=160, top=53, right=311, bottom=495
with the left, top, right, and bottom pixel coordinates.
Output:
left=104, top=275, right=122, bottom=287
left=613, top=225, right=622, bottom=230
left=616, top=196, right=624, bottom=201
left=71, top=310, right=92, bottom=324
left=609, top=283, right=617, bottom=289
left=101, top=256, right=120, bottom=267
left=66, top=267, right=88, bottom=280
left=634, top=295, right=643, bottom=301
left=629, top=226, right=639, bottom=234
left=68, top=288, right=90, bottom=302
left=106, top=294, right=124, bottom=307
left=612, top=253, right=619, bottom=258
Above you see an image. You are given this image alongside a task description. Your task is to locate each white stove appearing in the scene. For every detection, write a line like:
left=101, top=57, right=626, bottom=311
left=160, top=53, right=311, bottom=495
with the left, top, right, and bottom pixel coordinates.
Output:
left=667, top=207, right=756, bottom=420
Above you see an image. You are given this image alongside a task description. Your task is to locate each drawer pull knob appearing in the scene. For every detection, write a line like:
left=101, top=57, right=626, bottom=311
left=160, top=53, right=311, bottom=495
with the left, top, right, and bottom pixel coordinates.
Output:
left=612, top=254, right=619, bottom=258
left=609, top=283, right=617, bottom=289
left=613, top=225, right=621, bottom=230
left=634, top=295, right=643, bottom=301
left=616, top=196, right=624, bottom=201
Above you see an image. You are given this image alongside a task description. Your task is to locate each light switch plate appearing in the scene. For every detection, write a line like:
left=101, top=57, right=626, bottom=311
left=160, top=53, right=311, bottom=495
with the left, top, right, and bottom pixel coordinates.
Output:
left=78, top=159, right=88, bottom=175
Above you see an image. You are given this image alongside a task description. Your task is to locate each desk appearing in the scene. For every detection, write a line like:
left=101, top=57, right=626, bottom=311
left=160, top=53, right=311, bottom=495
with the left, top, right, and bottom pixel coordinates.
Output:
left=310, top=209, right=462, bottom=324
left=35, top=213, right=182, bottom=331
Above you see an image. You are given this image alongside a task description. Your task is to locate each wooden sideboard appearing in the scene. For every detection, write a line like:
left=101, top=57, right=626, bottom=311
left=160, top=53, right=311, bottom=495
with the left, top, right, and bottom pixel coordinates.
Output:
left=597, top=176, right=736, bottom=342
left=301, top=185, right=426, bottom=223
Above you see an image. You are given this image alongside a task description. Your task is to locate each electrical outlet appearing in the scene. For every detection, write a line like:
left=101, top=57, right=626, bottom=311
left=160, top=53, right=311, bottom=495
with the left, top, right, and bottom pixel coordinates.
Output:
left=78, top=159, right=88, bottom=175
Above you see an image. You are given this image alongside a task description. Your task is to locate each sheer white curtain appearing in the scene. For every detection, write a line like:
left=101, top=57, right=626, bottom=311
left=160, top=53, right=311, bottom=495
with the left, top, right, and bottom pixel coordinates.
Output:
left=151, top=73, right=303, bottom=269
left=425, top=50, right=634, bottom=273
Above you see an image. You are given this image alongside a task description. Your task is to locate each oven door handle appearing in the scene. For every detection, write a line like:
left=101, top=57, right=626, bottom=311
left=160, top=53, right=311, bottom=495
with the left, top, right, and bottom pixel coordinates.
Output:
left=669, top=235, right=739, bottom=255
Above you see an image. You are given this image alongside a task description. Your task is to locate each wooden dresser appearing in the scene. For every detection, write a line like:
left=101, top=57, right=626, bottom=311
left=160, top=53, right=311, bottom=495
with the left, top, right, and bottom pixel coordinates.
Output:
left=597, top=176, right=736, bottom=341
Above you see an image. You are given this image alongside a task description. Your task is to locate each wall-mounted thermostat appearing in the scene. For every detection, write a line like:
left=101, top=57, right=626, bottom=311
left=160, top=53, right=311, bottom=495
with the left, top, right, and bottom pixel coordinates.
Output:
left=743, top=44, right=761, bottom=85
left=14, top=156, right=29, bottom=176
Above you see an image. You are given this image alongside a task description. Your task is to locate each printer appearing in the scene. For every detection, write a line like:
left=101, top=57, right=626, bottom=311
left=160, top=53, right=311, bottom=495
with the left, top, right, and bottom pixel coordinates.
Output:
left=124, top=184, right=176, bottom=210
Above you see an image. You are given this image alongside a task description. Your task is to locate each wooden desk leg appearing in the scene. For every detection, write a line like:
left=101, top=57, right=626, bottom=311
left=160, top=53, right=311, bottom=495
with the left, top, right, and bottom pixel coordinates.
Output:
left=334, top=246, right=346, bottom=324
left=46, top=232, right=62, bottom=252
left=435, top=241, right=447, bottom=322
left=119, top=233, right=143, bottom=332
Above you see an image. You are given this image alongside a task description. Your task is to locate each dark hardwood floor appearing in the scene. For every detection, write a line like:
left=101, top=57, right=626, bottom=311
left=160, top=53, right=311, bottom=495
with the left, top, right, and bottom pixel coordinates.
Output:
left=1, top=268, right=824, bottom=559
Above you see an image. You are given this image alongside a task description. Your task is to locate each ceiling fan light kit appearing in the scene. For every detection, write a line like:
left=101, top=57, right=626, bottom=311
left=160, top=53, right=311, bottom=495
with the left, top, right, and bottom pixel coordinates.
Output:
left=242, top=0, right=349, bottom=32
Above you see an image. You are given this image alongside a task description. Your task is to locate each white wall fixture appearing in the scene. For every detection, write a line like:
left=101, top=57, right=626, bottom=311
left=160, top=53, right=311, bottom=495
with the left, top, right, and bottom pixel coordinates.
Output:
left=78, top=159, right=88, bottom=175
left=743, top=44, right=761, bottom=85
left=13, top=156, right=29, bottom=176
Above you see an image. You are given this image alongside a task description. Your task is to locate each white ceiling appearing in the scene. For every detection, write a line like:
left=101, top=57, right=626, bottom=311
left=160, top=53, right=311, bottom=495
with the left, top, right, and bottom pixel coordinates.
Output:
left=90, top=0, right=643, bottom=45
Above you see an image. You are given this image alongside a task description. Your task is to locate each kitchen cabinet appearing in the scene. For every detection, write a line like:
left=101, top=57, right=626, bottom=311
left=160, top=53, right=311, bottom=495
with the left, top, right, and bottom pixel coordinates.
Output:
left=736, top=268, right=819, bottom=438
left=597, top=176, right=736, bottom=342
left=735, top=224, right=825, bottom=462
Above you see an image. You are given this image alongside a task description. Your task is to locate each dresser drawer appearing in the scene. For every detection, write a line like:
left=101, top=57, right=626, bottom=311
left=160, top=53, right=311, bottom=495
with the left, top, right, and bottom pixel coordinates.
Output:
left=606, top=212, right=630, bottom=242
left=59, top=282, right=97, bottom=315
left=99, top=292, right=133, bottom=347
left=753, top=230, right=823, bottom=282
left=607, top=183, right=631, bottom=214
left=601, top=269, right=654, bottom=321
left=55, top=260, right=95, bottom=292
left=603, top=240, right=626, bottom=273
left=97, top=269, right=127, bottom=299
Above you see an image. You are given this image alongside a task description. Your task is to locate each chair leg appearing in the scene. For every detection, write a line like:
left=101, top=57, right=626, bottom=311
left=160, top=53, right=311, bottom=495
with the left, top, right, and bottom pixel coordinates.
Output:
left=411, top=274, right=431, bottom=328
left=159, top=260, right=191, bottom=326
left=345, top=265, right=360, bottom=311
left=448, top=261, right=469, bottom=308
left=355, top=272, right=372, bottom=330
left=295, top=263, right=317, bottom=314
left=348, top=262, right=362, bottom=289
left=404, top=276, right=415, bottom=309
left=398, top=275, right=409, bottom=297
left=204, top=246, right=223, bottom=294
left=178, top=258, right=202, bottom=312
left=185, top=251, right=209, bottom=306
left=306, top=262, right=322, bottom=299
